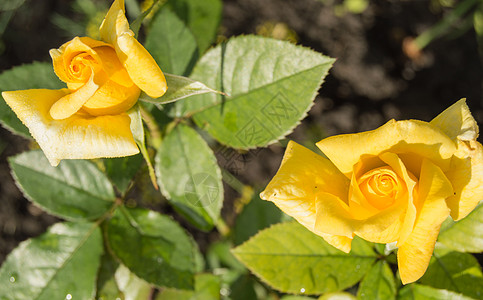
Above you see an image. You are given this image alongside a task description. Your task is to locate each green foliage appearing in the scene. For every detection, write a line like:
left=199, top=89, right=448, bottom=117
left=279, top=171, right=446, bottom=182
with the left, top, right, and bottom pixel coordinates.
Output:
left=0, top=222, right=102, bottom=300
left=234, top=193, right=284, bottom=245
left=139, top=74, right=222, bottom=105
left=145, top=6, right=198, bottom=76
left=358, top=260, right=396, bottom=300
left=105, top=207, right=197, bottom=289
left=232, top=221, right=377, bottom=295
left=419, top=245, right=483, bottom=299
left=398, top=284, right=476, bottom=300
left=156, top=274, right=221, bottom=300
left=172, top=35, right=335, bottom=149
left=438, top=203, right=483, bottom=252
left=104, top=154, right=143, bottom=195
left=9, top=150, right=115, bottom=221
left=0, top=0, right=26, bottom=11
left=0, top=62, right=64, bottom=138
left=167, top=0, right=222, bottom=54
left=155, top=123, right=223, bottom=230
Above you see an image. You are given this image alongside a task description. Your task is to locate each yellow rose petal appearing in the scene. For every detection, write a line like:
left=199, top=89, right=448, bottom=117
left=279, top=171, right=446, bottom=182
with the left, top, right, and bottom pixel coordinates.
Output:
left=314, top=192, right=355, bottom=238
left=319, top=233, right=353, bottom=253
left=260, top=141, right=350, bottom=231
left=430, top=98, right=479, bottom=144
left=445, top=141, right=483, bottom=220
left=316, top=120, right=457, bottom=176
left=83, top=79, right=140, bottom=116
left=49, top=74, right=99, bottom=120
left=353, top=203, right=405, bottom=244
left=397, top=158, right=452, bottom=284
left=1, top=89, right=139, bottom=166
left=99, top=0, right=125, bottom=45
left=116, top=32, right=167, bottom=98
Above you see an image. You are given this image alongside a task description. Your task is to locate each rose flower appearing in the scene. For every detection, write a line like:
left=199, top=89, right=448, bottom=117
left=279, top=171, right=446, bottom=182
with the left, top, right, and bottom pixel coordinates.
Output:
left=1, top=0, right=166, bottom=166
left=261, top=99, right=483, bottom=284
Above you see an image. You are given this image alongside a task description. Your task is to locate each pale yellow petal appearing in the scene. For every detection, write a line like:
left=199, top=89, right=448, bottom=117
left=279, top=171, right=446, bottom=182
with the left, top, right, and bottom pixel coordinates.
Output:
left=316, top=120, right=457, bottom=176
left=260, top=141, right=350, bottom=232
left=314, top=192, right=354, bottom=238
left=49, top=75, right=99, bottom=120
left=430, top=98, right=478, bottom=144
left=1, top=89, right=139, bottom=166
left=116, top=32, right=167, bottom=98
left=397, top=159, right=452, bottom=284
left=353, top=203, right=405, bottom=244
left=319, top=233, right=353, bottom=253
left=99, top=0, right=125, bottom=45
left=445, top=141, right=483, bottom=220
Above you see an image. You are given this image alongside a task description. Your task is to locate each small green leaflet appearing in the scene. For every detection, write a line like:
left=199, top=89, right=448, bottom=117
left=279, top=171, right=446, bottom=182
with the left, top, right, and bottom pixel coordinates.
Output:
left=357, top=260, right=396, bottom=300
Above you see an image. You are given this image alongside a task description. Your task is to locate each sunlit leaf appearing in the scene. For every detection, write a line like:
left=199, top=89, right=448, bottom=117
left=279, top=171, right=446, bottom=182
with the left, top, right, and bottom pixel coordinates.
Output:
left=232, top=221, right=376, bottom=295
left=419, top=245, right=483, bottom=299
left=139, top=74, right=222, bottom=106
left=438, top=203, right=483, bottom=252
left=155, top=123, right=223, bottom=230
left=172, top=35, right=334, bottom=149
left=0, top=222, right=102, bottom=299
left=398, top=284, right=476, bottom=300
left=358, top=260, right=396, bottom=300
left=156, top=274, right=221, bottom=300
left=9, top=150, right=115, bottom=221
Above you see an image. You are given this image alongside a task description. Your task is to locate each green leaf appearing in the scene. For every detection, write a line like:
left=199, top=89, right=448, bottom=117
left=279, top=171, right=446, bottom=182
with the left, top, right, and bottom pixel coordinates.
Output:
left=397, top=284, right=476, bottom=300
left=232, top=221, right=376, bottom=295
left=0, top=0, right=26, bottom=11
left=419, top=245, right=483, bottom=299
left=104, top=154, right=143, bottom=195
left=167, top=0, right=222, bottom=54
left=115, top=264, right=153, bottom=300
left=281, top=296, right=316, bottom=300
left=0, top=222, right=103, bottom=300
left=438, top=203, right=483, bottom=252
left=105, top=207, right=196, bottom=289
left=156, top=274, right=221, bottom=300
left=9, top=150, right=115, bottom=221
left=155, top=123, right=223, bottom=231
left=0, top=62, right=64, bottom=138
left=139, top=74, right=222, bottom=106
left=234, top=193, right=283, bottom=245
left=319, top=292, right=357, bottom=300
left=173, top=35, right=335, bottom=149
left=145, top=6, right=198, bottom=76
left=358, top=260, right=396, bottom=300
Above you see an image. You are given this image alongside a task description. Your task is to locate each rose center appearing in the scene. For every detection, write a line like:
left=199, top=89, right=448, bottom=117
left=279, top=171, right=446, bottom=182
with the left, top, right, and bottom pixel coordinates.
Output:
left=359, top=166, right=401, bottom=210
left=69, top=53, right=96, bottom=80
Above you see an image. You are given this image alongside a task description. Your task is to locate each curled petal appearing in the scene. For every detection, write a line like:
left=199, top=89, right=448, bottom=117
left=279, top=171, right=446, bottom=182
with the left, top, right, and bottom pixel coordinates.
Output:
left=49, top=74, right=99, bottom=120
left=397, top=159, right=452, bottom=284
left=83, top=79, right=140, bottom=116
left=315, top=192, right=354, bottom=238
left=1, top=89, right=139, bottom=166
left=318, top=233, right=353, bottom=253
left=430, top=98, right=479, bottom=145
left=260, top=141, right=349, bottom=231
left=445, top=141, right=483, bottom=220
left=316, top=120, right=457, bottom=176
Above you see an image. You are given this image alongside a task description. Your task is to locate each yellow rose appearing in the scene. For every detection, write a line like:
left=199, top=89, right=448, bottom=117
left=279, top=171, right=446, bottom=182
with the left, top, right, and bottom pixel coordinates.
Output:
left=1, top=0, right=166, bottom=166
left=261, top=99, right=483, bottom=284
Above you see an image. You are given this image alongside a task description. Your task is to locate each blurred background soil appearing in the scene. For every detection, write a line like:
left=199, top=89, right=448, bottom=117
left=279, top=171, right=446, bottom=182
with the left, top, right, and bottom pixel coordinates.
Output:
left=1, top=0, right=482, bottom=264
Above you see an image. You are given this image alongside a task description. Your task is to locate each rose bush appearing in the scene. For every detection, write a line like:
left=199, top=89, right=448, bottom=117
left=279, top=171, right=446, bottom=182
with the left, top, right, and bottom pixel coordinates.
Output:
left=261, top=99, right=483, bottom=284
left=1, top=0, right=166, bottom=166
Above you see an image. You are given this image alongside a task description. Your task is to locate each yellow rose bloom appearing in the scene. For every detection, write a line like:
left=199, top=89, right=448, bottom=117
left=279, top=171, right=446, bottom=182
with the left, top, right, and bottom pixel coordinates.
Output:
left=261, top=99, right=483, bottom=284
left=1, top=0, right=166, bottom=166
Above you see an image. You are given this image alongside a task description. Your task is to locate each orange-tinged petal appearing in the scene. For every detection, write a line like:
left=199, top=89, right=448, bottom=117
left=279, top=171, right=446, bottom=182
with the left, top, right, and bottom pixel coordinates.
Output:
left=445, top=141, right=483, bottom=220
left=260, top=141, right=349, bottom=231
left=397, top=159, right=452, bottom=284
left=430, top=98, right=478, bottom=145
left=82, top=79, right=140, bottom=116
left=49, top=75, right=99, bottom=120
left=1, top=89, right=139, bottom=166
left=116, top=32, right=167, bottom=98
left=93, top=45, right=133, bottom=87
left=316, top=120, right=457, bottom=176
